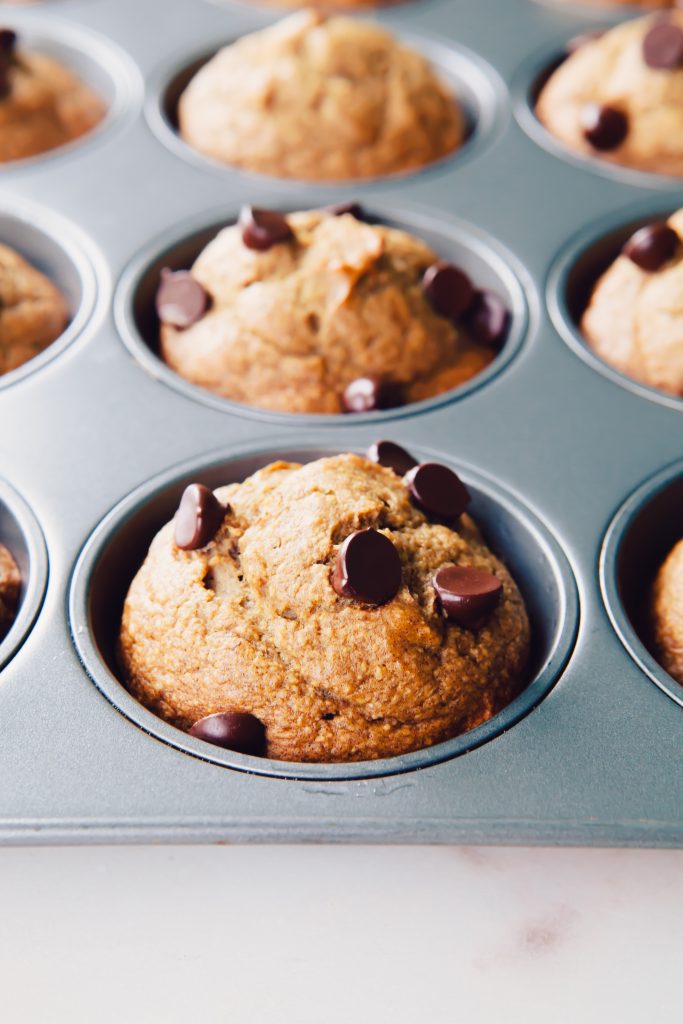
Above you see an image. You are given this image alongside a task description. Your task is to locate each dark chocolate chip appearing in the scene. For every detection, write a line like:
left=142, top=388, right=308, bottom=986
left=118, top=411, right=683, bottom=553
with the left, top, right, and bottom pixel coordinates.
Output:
left=433, top=565, right=503, bottom=630
left=622, top=222, right=679, bottom=272
left=643, top=20, right=683, bottom=70
left=189, top=712, right=266, bottom=756
left=422, top=261, right=475, bottom=321
left=404, top=463, right=471, bottom=521
left=580, top=104, right=629, bottom=151
left=325, top=202, right=365, bottom=220
left=156, top=269, right=210, bottom=329
left=367, top=440, right=418, bottom=477
left=0, top=29, right=16, bottom=54
left=0, top=64, right=9, bottom=100
left=174, top=483, right=226, bottom=551
left=239, top=205, right=293, bottom=251
left=464, top=290, right=510, bottom=349
left=332, top=528, right=402, bottom=606
left=565, top=29, right=605, bottom=58
left=342, top=376, right=403, bottom=414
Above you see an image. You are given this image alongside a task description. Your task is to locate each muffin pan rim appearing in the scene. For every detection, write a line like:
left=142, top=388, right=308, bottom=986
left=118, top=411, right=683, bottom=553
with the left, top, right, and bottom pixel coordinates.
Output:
left=68, top=439, right=580, bottom=782
left=0, top=198, right=103, bottom=393
left=546, top=200, right=683, bottom=413
left=511, top=29, right=683, bottom=192
left=600, top=457, right=683, bottom=709
left=144, top=25, right=510, bottom=188
left=113, top=199, right=533, bottom=425
left=0, top=11, right=144, bottom=176
left=0, top=477, right=48, bottom=674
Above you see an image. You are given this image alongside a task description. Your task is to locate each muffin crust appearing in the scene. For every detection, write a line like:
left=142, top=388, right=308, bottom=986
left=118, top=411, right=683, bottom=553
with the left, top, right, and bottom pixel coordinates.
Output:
left=119, top=453, right=530, bottom=763
left=178, top=10, right=464, bottom=180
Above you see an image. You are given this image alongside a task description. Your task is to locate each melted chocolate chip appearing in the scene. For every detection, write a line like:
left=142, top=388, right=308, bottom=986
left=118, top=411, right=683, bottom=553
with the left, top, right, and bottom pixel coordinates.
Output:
left=404, top=463, right=471, bottom=521
left=0, top=29, right=16, bottom=54
left=0, top=64, right=9, bottom=100
left=332, top=528, right=402, bottom=606
left=622, top=222, right=679, bottom=272
left=342, top=376, right=403, bottom=414
left=325, top=202, right=365, bottom=220
left=156, top=269, right=210, bottom=329
left=433, top=565, right=503, bottom=629
left=239, top=206, right=293, bottom=251
left=367, top=440, right=418, bottom=477
left=190, top=712, right=266, bottom=755
left=643, top=20, right=683, bottom=70
left=464, top=290, right=510, bottom=349
left=174, top=483, right=226, bottom=551
left=423, top=261, right=475, bottom=321
left=580, top=104, right=629, bottom=151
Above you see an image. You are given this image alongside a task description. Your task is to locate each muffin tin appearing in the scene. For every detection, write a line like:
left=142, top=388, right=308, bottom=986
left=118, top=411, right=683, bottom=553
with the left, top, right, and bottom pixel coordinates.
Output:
left=0, top=0, right=680, bottom=846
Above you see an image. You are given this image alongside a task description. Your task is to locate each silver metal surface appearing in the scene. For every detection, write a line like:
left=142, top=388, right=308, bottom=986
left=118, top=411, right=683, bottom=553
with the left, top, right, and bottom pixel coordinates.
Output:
left=0, top=0, right=680, bottom=846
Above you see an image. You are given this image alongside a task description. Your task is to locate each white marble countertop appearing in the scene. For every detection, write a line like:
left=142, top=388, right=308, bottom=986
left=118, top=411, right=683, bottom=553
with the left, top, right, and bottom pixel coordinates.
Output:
left=0, top=845, right=680, bottom=1022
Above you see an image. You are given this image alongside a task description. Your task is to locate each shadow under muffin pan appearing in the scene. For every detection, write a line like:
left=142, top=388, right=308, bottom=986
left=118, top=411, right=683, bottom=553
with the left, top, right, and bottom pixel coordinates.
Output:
left=145, top=28, right=507, bottom=185
left=0, top=14, right=142, bottom=172
left=115, top=203, right=529, bottom=424
left=0, top=202, right=98, bottom=390
left=547, top=204, right=683, bottom=411
left=0, top=478, right=47, bottom=673
left=69, top=443, right=579, bottom=782
left=601, top=458, right=683, bottom=709
left=512, top=29, right=683, bottom=191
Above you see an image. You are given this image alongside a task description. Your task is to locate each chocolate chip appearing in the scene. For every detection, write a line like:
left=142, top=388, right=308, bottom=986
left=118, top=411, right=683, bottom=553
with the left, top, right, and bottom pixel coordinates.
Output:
left=239, top=205, right=293, bottom=251
left=0, top=64, right=9, bottom=100
left=622, top=222, right=679, bottom=272
left=325, top=202, right=365, bottom=220
left=423, top=261, right=475, bottom=321
left=433, top=565, right=503, bottom=630
left=464, top=290, right=510, bottom=349
left=174, top=483, right=226, bottom=551
left=580, top=104, right=629, bottom=151
left=565, top=29, right=605, bottom=58
left=643, top=20, right=683, bottom=70
left=0, top=29, right=16, bottom=54
left=367, top=440, right=418, bottom=477
left=332, top=528, right=402, bottom=606
left=189, top=712, right=266, bottom=756
left=156, top=269, right=210, bottom=329
left=404, top=463, right=471, bottom=521
left=342, top=376, right=403, bottom=414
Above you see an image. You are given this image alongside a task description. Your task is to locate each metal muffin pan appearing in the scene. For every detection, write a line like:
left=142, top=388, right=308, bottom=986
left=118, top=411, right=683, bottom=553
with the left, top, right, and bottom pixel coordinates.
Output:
left=0, top=0, right=680, bottom=846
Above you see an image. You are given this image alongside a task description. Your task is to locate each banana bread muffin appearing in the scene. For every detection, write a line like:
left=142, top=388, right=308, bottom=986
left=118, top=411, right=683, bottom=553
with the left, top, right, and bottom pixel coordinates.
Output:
left=0, top=543, right=20, bottom=643
left=581, top=210, right=683, bottom=396
left=0, top=243, right=70, bottom=376
left=178, top=10, right=464, bottom=180
left=0, top=28, right=105, bottom=163
left=651, top=538, right=683, bottom=685
left=156, top=205, right=508, bottom=414
left=536, top=13, right=683, bottom=176
left=119, top=446, right=531, bottom=763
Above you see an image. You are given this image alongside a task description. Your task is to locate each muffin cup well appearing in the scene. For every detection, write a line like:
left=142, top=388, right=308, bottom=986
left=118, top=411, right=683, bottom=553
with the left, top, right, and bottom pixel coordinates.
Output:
left=145, top=29, right=507, bottom=185
left=601, top=459, right=683, bottom=708
left=512, top=34, right=683, bottom=190
left=114, top=202, right=530, bottom=424
left=0, top=201, right=100, bottom=390
left=68, top=441, right=579, bottom=782
left=547, top=204, right=683, bottom=412
left=0, top=479, right=48, bottom=673
left=0, top=14, right=142, bottom=172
